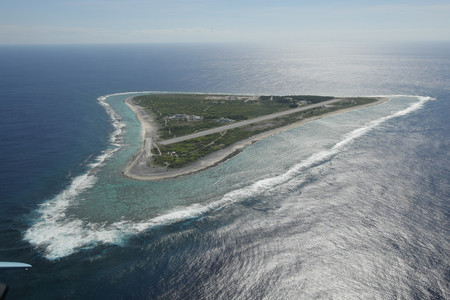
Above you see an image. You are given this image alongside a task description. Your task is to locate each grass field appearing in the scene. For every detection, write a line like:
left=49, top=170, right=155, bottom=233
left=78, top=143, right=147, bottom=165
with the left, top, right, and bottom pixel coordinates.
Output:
left=134, top=94, right=334, bottom=139
left=143, top=96, right=378, bottom=168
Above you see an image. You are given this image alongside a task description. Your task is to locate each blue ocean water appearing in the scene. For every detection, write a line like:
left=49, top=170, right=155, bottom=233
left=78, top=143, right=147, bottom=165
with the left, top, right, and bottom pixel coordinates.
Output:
left=0, top=43, right=449, bottom=299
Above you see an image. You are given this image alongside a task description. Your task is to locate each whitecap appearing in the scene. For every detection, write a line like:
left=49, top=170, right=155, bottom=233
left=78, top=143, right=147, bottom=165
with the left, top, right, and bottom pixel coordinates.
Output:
left=24, top=95, right=433, bottom=260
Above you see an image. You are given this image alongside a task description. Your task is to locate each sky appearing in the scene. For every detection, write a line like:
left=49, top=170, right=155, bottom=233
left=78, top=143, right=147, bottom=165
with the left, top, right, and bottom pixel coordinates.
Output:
left=1, top=0, right=449, bottom=45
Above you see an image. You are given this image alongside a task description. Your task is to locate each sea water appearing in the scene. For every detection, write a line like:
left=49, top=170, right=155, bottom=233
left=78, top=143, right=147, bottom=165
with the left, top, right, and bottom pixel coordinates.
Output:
left=0, top=43, right=448, bottom=299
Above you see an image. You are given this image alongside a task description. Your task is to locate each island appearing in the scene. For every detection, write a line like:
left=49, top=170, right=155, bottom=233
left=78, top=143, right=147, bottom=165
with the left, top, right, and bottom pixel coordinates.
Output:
left=123, top=93, right=387, bottom=180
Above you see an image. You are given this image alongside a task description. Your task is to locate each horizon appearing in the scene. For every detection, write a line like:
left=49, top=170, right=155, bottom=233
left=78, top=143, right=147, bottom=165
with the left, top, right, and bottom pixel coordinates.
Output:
left=1, top=0, right=450, bottom=45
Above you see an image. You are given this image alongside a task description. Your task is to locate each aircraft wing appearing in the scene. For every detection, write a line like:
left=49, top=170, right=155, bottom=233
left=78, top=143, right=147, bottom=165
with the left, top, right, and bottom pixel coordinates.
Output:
left=0, top=262, right=32, bottom=270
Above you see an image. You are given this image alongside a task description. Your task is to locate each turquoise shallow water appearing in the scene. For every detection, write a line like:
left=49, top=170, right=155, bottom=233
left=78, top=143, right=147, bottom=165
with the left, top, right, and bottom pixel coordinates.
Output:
left=23, top=94, right=431, bottom=260
left=1, top=43, right=448, bottom=299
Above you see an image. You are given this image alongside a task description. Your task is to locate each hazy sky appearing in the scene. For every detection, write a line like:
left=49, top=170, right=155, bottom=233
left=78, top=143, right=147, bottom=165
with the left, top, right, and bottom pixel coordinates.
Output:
left=1, top=0, right=449, bottom=45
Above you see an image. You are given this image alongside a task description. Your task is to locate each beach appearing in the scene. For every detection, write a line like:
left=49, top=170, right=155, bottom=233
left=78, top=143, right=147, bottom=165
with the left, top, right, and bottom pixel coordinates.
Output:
left=123, top=96, right=388, bottom=180
left=4, top=42, right=448, bottom=300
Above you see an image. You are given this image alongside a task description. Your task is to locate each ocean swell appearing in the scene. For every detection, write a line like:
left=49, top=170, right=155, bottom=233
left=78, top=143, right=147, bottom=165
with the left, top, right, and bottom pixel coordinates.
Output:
left=23, top=94, right=433, bottom=260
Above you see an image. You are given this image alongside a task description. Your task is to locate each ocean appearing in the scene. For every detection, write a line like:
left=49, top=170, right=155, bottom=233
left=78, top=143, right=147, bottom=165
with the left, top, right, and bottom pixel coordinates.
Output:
left=0, top=42, right=449, bottom=299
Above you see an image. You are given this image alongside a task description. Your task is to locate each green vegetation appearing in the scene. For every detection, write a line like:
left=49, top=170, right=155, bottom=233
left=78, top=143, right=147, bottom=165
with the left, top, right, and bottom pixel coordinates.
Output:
left=134, top=94, right=334, bottom=139
left=149, top=97, right=378, bottom=168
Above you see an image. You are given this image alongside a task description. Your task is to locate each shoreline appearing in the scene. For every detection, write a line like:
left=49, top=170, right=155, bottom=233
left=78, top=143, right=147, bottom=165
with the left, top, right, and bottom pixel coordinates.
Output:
left=123, top=96, right=389, bottom=181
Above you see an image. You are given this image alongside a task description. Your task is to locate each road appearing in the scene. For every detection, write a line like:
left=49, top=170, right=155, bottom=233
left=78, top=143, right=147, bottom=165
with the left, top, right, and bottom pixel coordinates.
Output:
left=158, top=98, right=343, bottom=145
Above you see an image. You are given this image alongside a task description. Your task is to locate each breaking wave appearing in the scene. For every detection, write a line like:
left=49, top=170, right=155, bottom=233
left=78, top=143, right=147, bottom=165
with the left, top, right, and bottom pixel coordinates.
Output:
left=23, top=95, right=433, bottom=260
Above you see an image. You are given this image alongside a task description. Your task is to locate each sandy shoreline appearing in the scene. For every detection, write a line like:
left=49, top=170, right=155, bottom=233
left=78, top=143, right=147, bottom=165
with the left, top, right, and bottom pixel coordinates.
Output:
left=123, top=96, right=388, bottom=181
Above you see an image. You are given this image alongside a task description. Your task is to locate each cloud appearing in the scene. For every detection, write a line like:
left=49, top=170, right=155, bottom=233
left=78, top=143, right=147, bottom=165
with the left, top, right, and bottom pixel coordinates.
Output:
left=1, top=1, right=449, bottom=45
left=0, top=24, right=238, bottom=44
left=0, top=24, right=115, bottom=44
left=130, top=27, right=241, bottom=43
left=133, top=27, right=216, bottom=36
